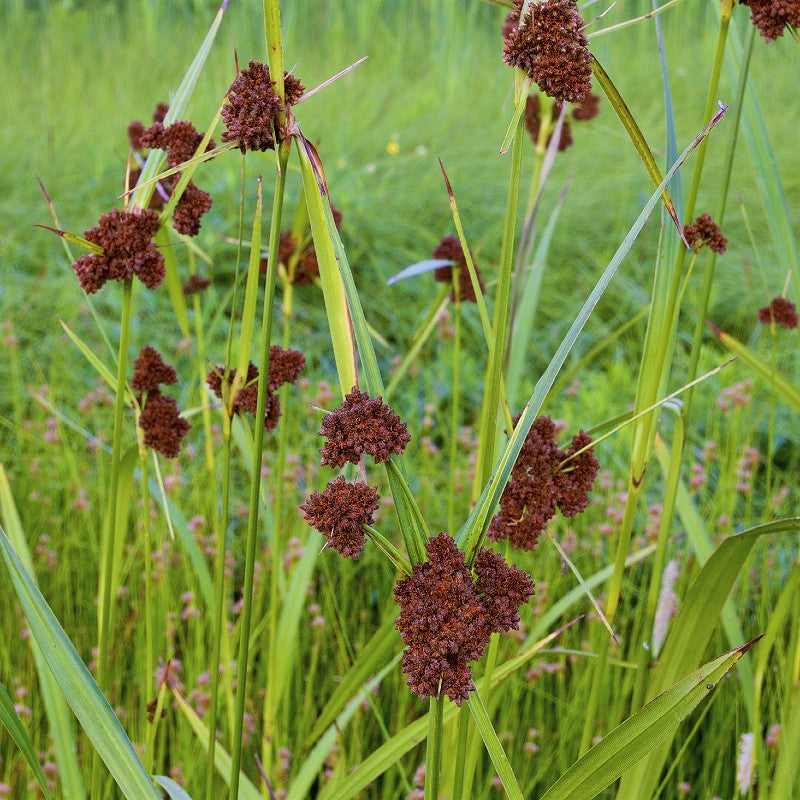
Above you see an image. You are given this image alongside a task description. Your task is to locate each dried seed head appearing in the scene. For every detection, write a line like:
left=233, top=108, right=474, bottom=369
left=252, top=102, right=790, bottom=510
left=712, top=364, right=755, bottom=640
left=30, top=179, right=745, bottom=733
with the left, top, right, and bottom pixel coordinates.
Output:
left=488, top=416, right=599, bottom=550
left=432, top=235, right=484, bottom=303
left=182, top=274, right=211, bottom=296
left=683, top=213, right=727, bottom=254
left=131, top=346, right=178, bottom=394
left=140, top=120, right=216, bottom=168
left=741, top=0, right=800, bottom=41
left=503, top=0, right=593, bottom=103
left=319, top=387, right=411, bottom=467
left=572, top=91, right=601, bottom=121
left=267, top=345, right=306, bottom=392
left=757, top=296, right=799, bottom=329
left=300, top=476, right=380, bottom=559
left=524, top=95, right=573, bottom=152
left=71, top=208, right=164, bottom=293
left=171, top=181, right=213, bottom=237
left=394, top=534, right=533, bottom=704
left=138, top=394, right=190, bottom=459
left=221, top=61, right=305, bottom=153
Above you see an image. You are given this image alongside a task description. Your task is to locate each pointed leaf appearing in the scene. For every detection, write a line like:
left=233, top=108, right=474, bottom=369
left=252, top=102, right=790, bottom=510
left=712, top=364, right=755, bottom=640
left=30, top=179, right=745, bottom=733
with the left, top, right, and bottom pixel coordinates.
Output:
left=540, top=641, right=757, bottom=800
left=386, top=259, right=453, bottom=285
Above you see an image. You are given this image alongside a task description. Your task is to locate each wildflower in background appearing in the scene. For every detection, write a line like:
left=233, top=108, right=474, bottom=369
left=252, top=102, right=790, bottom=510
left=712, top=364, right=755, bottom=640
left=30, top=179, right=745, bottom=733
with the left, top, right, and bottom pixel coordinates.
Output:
left=182, top=274, right=211, bottom=295
left=488, top=416, right=599, bottom=550
left=300, top=476, right=380, bottom=558
left=683, top=213, right=727, bottom=254
left=221, top=61, right=304, bottom=153
left=71, top=208, right=164, bottom=293
left=502, top=0, right=593, bottom=103
left=432, top=235, right=484, bottom=303
left=394, top=533, right=534, bottom=704
left=741, top=0, right=800, bottom=41
left=652, top=559, right=679, bottom=656
left=736, top=732, right=755, bottom=795
left=757, top=296, right=799, bottom=329
left=318, top=387, right=411, bottom=467
left=524, top=96, right=573, bottom=152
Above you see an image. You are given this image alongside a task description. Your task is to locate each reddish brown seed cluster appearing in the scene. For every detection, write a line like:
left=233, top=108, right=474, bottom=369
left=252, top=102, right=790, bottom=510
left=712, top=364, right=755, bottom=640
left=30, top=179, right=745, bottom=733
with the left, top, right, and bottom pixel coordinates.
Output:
left=131, top=345, right=178, bottom=393
left=488, top=415, right=599, bottom=550
left=300, top=476, right=380, bottom=559
left=571, top=91, right=601, bottom=121
left=182, top=274, right=211, bottom=296
left=432, top=235, right=484, bottom=304
left=206, top=346, right=305, bottom=431
left=740, top=0, right=800, bottom=41
left=524, top=96, right=574, bottom=152
left=502, top=0, right=593, bottom=103
left=263, top=207, right=343, bottom=284
left=318, top=387, right=411, bottom=467
left=71, top=208, right=164, bottom=294
left=221, top=61, right=304, bottom=153
left=683, top=213, right=728, bottom=254
left=757, top=296, right=799, bottom=329
left=139, top=120, right=216, bottom=168
left=132, top=346, right=190, bottom=459
left=394, top=533, right=534, bottom=704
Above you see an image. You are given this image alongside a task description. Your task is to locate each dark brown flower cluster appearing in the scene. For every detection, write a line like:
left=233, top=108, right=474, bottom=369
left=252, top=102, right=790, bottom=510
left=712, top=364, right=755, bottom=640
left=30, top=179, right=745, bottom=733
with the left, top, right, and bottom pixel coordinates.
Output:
left=757, top=296, right=799, bottom=329
left=741, top=0, right=800, bottom=41
left=221, top=61, right=305, bottom=153
left=132, top=346, right=190, bottom=459
left=300, top=476, right=380, bottom=559
left=182, top=274, right=211, bottom=296
left=262, top=208, right=343, bottom=284
left=488, top=416, right=599, bottom=550
left=206, top=346, right=305, bottom=431
left=71, top=208, right=164, bottom=294
left=318, top=387, right=411, bottom=467
left=524, top=96, right=573, bottom=152
left=394, top=533, right=534, bottom=704
left=128, top=109, right=215, bottom=237
left=432, top=235, right=484, bottom=303
left=683, top=213, right=727, bottom=254
left=502, top=0, right=593, bottom=103
left=128, top=102, right=168, bottom=150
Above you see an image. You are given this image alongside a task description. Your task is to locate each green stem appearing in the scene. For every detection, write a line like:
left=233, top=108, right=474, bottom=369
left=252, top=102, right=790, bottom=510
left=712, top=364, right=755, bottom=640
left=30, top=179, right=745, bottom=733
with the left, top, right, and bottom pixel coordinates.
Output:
left=447, top=291, right=462, bottom=533
left=684, top=20, right=754, bottom=419
left=425, top=695, right=445, bottom=800
left=450, top=703, right=471, bottom=800
left=140, top=452, right=154, bottom=773
left=204, top=418, right=233, bottom=800
left=91, top=276, right=134, bottom=800
left=229, top=141, right=290, bottom=800
left=473, top=95, right=524, bottom=499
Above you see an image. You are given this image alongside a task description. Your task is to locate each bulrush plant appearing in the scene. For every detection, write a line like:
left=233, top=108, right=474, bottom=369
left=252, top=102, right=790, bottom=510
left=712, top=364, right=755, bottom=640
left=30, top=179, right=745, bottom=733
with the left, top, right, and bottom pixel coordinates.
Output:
left=1, top=1, right=800, bottom=800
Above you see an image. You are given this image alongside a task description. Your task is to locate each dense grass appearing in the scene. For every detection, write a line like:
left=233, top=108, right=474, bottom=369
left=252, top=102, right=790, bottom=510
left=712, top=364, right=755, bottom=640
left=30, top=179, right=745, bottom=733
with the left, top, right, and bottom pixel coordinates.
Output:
left=1, top=2, right=799, bottom=799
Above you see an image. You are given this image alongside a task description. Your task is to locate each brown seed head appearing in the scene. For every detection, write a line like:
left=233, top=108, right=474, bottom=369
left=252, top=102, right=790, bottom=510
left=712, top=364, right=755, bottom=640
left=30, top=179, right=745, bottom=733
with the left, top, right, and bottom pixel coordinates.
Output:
left=72, top=208, right=164, bottom=293
left=757, top=296, right=799, bottom=329
left=555, top=430, right=600, bottom=517
left=741, top=0, right=800, bottom=41
left=267, top=345, right=306, bottom=392
left=503, top=0, right=593, bottom=103
left=683, top=213, right=727, bottom=254
left=524, top=95, right=573, bottom=152
left=138, top=394, right=191, bottom=459
left=572, top=91, right=601, bottom=121
left=172, top=181, right=213, bottom=237
left=300, top=476, right=380, bottom=559
left=182, top=274, right=211, bottom=296
left=221, top=62, right=305, bottom=153
left=432, top=235, right=484, bottom=303
left=319, top=387, right=411, bottom=467
left=131, top=346, right=178, bottom=394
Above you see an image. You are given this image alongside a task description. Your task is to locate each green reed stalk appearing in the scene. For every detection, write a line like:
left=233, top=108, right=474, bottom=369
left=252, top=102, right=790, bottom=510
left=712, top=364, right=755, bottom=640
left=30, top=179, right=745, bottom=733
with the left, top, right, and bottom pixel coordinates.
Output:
left=578, top=5, right=733, bottom=755
left=261, top=272, right=294, bottom=778
left=229, top=140, right=290, bottom=800
left=425, top=695, right=444, bottom=800
left=91, top=276, right=134, bottom=800
left=447, top=285, right=462, bottom=533
left=139, top=451, right=154, bottom=765
left=473, top=85, right=525, bottom=499
left=204, top=418, right=233, bottom=800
